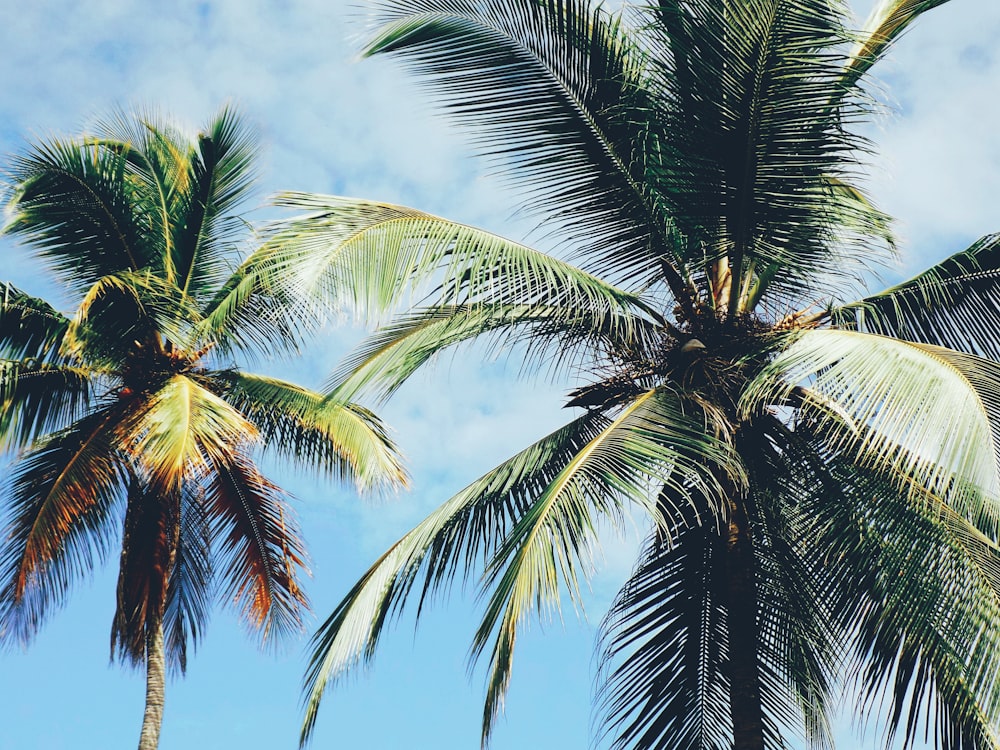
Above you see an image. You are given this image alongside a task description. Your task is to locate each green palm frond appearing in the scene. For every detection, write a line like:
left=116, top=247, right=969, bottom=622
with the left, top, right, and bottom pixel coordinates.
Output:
left=743, top=329, right=1000, bottom=531
left=360, top=0, right=694, bottom=295
left=472, top=387, right=741, bottom=744
left=301, top=410, right=613, bottom=744
left=195, top=243, right=311, bottom=359
left=205, top=453, right=308, bottom=640
left=0, top=360, right=93, bottom=450
left=266, top=194, right=653, bottom=325
left=809, top=443, right=1000, bottom=749
left=644, top=0, right=889, bottom=313
left=837, top=233, right=1000, bottom=358
left=0, top=283, right=71, bottom=361
left=0, top=409, right=125, bottom=646
left=3, top=136, right=153, bottom=293
left=172, top=106, right=258, bottom=300
left=329, top=303, right=660, bottom=405
left=215, top=372, right=407, bottom=493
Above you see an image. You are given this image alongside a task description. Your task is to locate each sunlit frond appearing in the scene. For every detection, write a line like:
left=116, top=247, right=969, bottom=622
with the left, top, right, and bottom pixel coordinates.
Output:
left=329, top=303, right=660, bottom=405
left=301, top=410, right=612, bottom=744
left=805, top=437, right=1000, bottom=750
left=266, top=194, right=652, bottom=325
left=842, top=0, right=954, bottom=91
left=215, top=371, right=407, bottom=493
left=117, top=375, right=255, bottom=492
left=196, top=240, right=334, bottom=361
left=743, top=329, right=1000, bottom=531
left=472, top=387, right=741, bottom=743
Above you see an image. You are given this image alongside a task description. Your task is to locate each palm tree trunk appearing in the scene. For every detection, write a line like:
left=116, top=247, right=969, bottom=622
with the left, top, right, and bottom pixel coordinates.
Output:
left=137, top=619, right=166, bottom=750
left=725, top=499, right=764, bottom=750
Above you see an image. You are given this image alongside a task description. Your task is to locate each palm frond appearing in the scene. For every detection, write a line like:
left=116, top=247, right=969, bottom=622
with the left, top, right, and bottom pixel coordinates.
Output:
left=841, top=0, right=955, bottom=91
left=0, top=359, right=93, bottom=450
left=112, top=476, right=181, bottom=667
left=472, top=387, right=741, bottom=744
left=0, top=409, right=125, bottom=646
left=806, top=437, right=1000, bottom=749
left=743, top=329, right=1000, bottom=532
left=328, top=303, right=660, bottom=405
left=266, top=194, right=654, bottom=326
left=597, top=523, right=733, bottom=750
left=205, top=453, right=308, bottom=640
left=0, top=283, right=71, bottom=361
left=301, top=410, right=612, bottom=744
left=164, top=482, right=213, bottom=674
left=214, top=371, right=407, bottom=493
left=644, top=0, right=889, bottom=313
left=837, top=233, right=1000, bottom=359
left=194, top=242, right=311, bottom=360
left=3, top=136, right=154, bottom=293
left=172, top=106, right=258, bottom=300
left=360, top=0, right=694, bottom=295
left=117, top=374, right=255, bottom=494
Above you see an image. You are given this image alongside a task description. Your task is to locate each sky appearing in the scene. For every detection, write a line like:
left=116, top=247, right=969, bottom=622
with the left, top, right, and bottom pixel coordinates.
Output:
left=1, top=1, right=999, bottom=749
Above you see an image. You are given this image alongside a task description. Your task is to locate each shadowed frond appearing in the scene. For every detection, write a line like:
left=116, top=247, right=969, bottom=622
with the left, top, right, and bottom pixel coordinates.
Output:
left=163, top=483, right=213, bottom=674
left=3, top=136, right=153, bottom=293
left=215, top=372, right=407, bottom=493
left=838, top=233, right=1000, bottom=359
left=172, top=106, right=259, bottom=300
left=0, top=283, right=71, bottom=361
left=0, top=360, right=93, bottom=450
left=0, top=409, right=125, bottom=646
left=361, top=0, right=693, bottom=294
left=597, top=523, right=733, bottom=750
left=205, top=453, right=308, bottom=640
left=113, top=477, right=181, bottom=667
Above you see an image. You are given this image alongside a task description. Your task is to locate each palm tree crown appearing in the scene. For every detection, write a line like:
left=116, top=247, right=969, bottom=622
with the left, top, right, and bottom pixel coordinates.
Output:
left=0, top=107, right=407, bottom=750
left=277, top=1, right=1000, bottom=749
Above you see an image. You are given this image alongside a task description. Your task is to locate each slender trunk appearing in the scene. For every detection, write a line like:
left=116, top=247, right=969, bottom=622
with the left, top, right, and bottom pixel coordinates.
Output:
left=137, top=619, right=166, bottom=750
left=725, top=499, right=765, bottom=750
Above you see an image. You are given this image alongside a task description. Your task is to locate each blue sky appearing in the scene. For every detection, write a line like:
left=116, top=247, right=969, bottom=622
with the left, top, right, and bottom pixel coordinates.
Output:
left=1, top=1, right=1000, bottom=749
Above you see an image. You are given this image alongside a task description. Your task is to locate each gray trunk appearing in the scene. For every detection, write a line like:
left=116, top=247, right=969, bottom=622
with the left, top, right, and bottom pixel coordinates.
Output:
left=137, top=620, right=166, bottom=750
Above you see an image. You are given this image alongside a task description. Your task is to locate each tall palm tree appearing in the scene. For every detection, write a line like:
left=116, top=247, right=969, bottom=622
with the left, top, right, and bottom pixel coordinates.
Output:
left=0, top=107, right=407, bottom=750
left=282, top=0, right=1000, bottom=748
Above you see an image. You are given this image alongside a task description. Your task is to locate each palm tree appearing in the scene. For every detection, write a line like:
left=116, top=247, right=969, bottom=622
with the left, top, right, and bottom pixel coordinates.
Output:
left=0, top=107, right=407, bottom=750
left=280, top=0, right=1000, bottom=748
